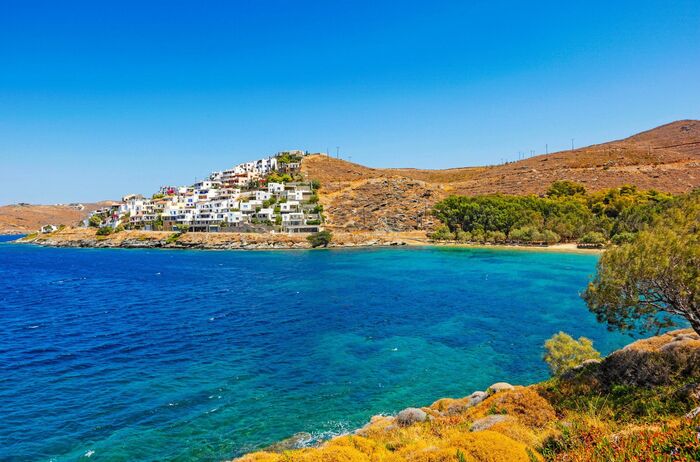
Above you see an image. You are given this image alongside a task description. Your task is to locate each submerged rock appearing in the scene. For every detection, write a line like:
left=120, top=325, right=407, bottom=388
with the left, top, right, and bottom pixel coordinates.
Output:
left=262, top=432, right=314, bottom=452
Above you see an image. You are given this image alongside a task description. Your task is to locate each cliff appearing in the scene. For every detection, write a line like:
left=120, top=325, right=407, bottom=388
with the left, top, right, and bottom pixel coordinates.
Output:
left=236, top=329, right=700, bottom=461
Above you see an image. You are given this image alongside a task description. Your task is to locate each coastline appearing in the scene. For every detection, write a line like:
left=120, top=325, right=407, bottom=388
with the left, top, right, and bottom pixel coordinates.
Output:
left=235, top=329, right=700, bottom=461
left=14, top=227, right=603, bottom=253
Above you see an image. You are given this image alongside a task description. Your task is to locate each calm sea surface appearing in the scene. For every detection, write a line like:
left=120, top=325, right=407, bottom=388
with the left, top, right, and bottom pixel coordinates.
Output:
left=0, top=237, right=631, bottom=461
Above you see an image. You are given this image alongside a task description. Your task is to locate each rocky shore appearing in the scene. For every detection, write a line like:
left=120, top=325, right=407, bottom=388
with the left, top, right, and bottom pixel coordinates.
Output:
left=15, top=227, right=604, bottom=253
left=236, top=329, right=700, bottom=461
left=16, top=227, right=422, bottom=250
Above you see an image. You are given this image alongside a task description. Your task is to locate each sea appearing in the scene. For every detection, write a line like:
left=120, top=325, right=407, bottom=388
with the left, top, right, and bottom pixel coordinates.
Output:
left=0, top=236, right=632, bottom=461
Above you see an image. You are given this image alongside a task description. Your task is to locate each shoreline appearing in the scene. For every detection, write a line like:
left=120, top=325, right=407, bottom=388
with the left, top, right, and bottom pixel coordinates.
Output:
left=14, top=228, right=603, bottom=253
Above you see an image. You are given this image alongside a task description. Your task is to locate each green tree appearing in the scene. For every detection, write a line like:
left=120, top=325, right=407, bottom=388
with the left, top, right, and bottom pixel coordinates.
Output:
left=88, top=214, right=102, bottom=228
left=546, top=180, right=586, bottom=198
left=96, top=226, right=113, bottom=236
left=307, top=230, right=332, bottom=248
left=543, top=332, right=601, bottom=376
left=430, top=225, right=454, bottom=240
left=579, top=231, right=606, bottom=247
left=583, top=194, right=700, bottom=334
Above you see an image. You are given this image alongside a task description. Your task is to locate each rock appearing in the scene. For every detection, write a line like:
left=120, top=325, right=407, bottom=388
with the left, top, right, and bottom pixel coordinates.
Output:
left=686, top=406, right=700, bottom=419
left=396, top=407, right=428, bottom=427
left=470, top=415, right=511, bottom=432
left=467, top=391, right=488, bottom=404
left=487, top=382, right=515, bottom=394
left=677, top=383, right=700, bottom=402
left=263, top=432, right=313, bottom=452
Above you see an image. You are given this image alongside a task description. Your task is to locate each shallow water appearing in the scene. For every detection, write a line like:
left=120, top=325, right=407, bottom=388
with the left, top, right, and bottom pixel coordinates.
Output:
left=0, top=242, right=630, bottom=461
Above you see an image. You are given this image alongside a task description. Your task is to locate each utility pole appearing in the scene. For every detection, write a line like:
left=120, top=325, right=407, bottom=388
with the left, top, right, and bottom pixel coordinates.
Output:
left=571, top=138, right=575, bottom=150
left=336, top=146, right=340, bottom=159
left=545, top=144, right=548, bottom=155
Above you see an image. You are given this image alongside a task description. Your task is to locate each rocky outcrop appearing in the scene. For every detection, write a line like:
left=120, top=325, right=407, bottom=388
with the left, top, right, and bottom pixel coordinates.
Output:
left=559, top=329, right=700, bottom=389
left=395, top=408, right=428, bottom=427
left=16, top=227, right=425, bottom=250
left=236, top=330, right=700, bottom=462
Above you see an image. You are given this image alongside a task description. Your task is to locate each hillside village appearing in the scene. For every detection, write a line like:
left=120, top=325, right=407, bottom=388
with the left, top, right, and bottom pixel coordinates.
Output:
left=84, top=150, right=325, bottom=234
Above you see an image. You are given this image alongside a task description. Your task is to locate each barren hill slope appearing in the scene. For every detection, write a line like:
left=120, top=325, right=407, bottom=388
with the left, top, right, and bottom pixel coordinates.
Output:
left=303, top=120, right=700, bottom=232
left=0, top=202, right=113, bottom=234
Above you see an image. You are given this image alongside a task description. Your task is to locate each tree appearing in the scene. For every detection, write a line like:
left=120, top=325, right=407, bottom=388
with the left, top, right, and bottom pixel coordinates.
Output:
left=430, top=225, right=454, bottom=241
left=579, top=231, right=606, bottom=247
left=546, top=180, right=586, bottom=198
left=583, top=194, right=700, bottom=335
left=88, top=215, right=102, bottom=228
left=543, top=332, right=601, bottom=376
left=307, top=230, right=332, bottom=248
left=96, top=226, right=113, bottom=236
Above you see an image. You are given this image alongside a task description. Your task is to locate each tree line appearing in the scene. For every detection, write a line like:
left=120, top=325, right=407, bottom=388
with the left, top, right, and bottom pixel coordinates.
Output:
left=431, top=181, right=682, bottom=245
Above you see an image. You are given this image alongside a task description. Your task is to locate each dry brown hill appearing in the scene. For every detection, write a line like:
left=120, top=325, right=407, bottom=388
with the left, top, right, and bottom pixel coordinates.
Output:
left=303, top=120, right=700, bottom=232
left=0, top=202, right=113, bottom=234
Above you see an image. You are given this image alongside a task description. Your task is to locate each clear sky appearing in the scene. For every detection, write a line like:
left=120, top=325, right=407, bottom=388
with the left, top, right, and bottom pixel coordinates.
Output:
left=1, top=1, right=699, bottom=204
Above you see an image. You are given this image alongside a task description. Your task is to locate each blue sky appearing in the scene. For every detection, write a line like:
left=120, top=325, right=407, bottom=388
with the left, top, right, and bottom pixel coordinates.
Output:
left=1, top=1, right=699, bottom=204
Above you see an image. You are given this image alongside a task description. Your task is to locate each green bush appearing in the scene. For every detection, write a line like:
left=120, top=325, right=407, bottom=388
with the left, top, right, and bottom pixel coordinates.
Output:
left=508, top=226, right=539, bottom=242
left=88, top=215, right=103, bottom=228
left=543, top=332, right=601, bottom=376
left=580, top=231, right=606, bottom=246
left=454, top=229, right=472, bottom=242
left=546, top=180, right=586, bottom=198
left=541, top=229, right=561, bottom=244
left=429, top=225, right=454, bottom=240
left=611, top=232, right=635, bottom=245
left=96, top=226, right=113, bottom=236
left=307, top=230, right=332, bottom=248
left=485, top=230, right=507, bottom=243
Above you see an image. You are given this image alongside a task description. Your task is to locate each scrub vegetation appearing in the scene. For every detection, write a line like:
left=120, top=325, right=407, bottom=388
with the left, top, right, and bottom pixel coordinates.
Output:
left=237, top=330, right=700, bottom=461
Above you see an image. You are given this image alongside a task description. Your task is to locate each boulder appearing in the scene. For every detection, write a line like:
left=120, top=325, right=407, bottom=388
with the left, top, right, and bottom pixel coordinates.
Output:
left=467, top=391, right=488, bottom=406
left=470, top=415, right=511, bottom=432
left=676, top=382, right=700, bottom=402
left=445, top=391, right=488, bottom=415
left=487, top=382, right=515, bottom=394
left=396, top=407, right=428, bottom=427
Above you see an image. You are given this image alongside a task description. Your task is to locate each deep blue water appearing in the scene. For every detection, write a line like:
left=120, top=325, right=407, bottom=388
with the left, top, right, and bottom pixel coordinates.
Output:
left=0, top=240, right=631, bottom=461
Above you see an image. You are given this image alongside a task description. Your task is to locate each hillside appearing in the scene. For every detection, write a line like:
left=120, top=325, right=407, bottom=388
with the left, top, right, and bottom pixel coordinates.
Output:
left=237, top=329, right=700, bottom=461
left=0, top=202, right=113, bottom=234
left=303, top=120, right=700, bottom=232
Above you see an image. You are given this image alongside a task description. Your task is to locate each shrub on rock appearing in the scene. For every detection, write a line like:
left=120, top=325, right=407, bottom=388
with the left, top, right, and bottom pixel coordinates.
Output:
left=544, top=332, right=601, bottom=376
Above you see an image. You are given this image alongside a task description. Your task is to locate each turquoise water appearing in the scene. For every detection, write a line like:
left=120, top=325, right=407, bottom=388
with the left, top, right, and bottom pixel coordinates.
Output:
left=0, top=240, right=631, bottom=461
